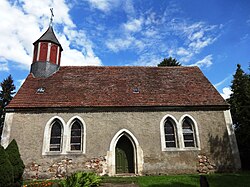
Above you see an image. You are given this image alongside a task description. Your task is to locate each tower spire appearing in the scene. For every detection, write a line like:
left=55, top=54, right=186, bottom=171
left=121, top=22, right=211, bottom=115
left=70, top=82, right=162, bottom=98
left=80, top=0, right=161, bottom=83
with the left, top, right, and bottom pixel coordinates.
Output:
left=30, top=8, right=63, bottom=78
left=50, top=8, right=54, bottom=26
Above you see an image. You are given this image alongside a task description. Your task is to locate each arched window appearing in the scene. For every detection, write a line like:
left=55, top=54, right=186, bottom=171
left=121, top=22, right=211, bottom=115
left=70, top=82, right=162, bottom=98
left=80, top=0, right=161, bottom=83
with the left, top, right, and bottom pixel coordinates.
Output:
left=70, top=120, right=82, bottom=151
left=50, top=120, right=63, bottom=151
left=182, top=117, right=196, bottom=147
left=164, top=118, right=177, bottom=148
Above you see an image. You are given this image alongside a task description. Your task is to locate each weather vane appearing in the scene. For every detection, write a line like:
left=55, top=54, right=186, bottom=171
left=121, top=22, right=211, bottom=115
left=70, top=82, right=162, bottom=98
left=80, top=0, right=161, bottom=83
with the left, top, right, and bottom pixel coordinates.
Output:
left=50, top=8, right=54, bottom=26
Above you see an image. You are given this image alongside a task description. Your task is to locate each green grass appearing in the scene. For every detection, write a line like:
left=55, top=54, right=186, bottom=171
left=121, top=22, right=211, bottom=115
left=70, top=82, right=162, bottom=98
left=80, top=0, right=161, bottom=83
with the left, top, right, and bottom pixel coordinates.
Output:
left=102, top=172, right=250, bottom=187
left=101, top=176, right=138, bottom=184
left=23, top=172, right=250, bottom=187
left=138, top=175, right=198, bottom=187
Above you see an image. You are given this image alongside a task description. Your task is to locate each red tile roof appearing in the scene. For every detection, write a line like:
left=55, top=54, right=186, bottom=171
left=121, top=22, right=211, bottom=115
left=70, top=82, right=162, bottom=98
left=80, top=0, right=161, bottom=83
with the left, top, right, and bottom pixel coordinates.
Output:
left=8, top=66, right=228, bottom=109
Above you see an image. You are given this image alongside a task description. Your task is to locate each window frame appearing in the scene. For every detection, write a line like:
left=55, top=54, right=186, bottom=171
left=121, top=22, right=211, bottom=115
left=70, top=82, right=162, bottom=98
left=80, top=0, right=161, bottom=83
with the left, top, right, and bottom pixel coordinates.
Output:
left=164, top=117, right=178, bottom=148
left=42, top=116, right=66, bottom=155
left=42, top=116, right=86, bottom=155
left=49, top=120, right=63, bottom=152
left=70, top=119, right=83, bottom=151
left=160, top=114, right=200, bottom=151
left=182, top=118, right=196, bottom=148
left=160, top=115, right=180, bottom=151
left=66, top=116, right=86, bottom=154
left=179, top=115, right=200, bottom=150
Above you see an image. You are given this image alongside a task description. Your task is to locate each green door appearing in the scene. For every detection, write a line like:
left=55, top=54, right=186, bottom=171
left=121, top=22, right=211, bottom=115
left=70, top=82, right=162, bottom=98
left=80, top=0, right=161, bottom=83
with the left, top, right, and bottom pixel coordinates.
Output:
left=115, top=136, right=135, bottom=174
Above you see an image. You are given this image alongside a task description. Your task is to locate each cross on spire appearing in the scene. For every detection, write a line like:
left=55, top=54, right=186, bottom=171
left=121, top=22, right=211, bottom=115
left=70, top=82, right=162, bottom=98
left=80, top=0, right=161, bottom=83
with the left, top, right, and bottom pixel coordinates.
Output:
left=50, top=8, right=54, bottom=26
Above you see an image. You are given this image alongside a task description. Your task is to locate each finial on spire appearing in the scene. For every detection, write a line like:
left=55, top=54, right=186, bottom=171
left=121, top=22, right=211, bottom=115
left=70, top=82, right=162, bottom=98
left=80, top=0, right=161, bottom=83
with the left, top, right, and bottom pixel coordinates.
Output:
left=50, top=8, right=54, bottom=26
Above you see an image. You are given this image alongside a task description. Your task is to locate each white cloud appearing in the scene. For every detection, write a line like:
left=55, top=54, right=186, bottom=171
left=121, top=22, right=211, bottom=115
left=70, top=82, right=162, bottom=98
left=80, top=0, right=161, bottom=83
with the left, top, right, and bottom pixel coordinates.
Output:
left=86, top=0, right=135, bottom=15
left=59, top=34, right=101, bottom=66
left=189, top=31, right=204, bottom=41
left=122, top=0, right=135, bottom=16
left=190, top=55, right=213, bottom=68
left=168, top=21, right=220, bottom=64
left=214, top=76, right=231, bottom=89
left=143, top=29, right=158, bottom=37
left=106, top=36, right=135, bottom=52
left=176, top=47, right=189, bottom=56
left=130, top=53, right=162, bottom=67
left=188, top=37, right=214, bottom=52
left=221, top=87, right=232, bottom=99
left=0, top=62, right=9, bottom=72
left=86, top=0, right=117, bottom=12
left=123, top=18, right=143, bottom=33
left=0, top=0, right=101, bottom=70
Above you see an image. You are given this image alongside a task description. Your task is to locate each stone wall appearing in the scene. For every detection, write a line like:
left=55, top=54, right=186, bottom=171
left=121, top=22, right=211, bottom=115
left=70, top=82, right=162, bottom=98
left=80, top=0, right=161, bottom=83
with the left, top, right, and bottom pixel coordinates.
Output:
left=197, top=154, right=216, bottom=174
left=2, top=109, right=240, bottom=179
left=23, top=156, right=107, bottom=179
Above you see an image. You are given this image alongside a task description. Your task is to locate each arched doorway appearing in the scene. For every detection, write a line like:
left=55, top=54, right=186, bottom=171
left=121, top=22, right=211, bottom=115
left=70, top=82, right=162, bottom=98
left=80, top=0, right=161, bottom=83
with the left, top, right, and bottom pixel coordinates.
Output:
left=107, top=129, right=143, bottom=176
left=115, top=135, right=135, bottom=173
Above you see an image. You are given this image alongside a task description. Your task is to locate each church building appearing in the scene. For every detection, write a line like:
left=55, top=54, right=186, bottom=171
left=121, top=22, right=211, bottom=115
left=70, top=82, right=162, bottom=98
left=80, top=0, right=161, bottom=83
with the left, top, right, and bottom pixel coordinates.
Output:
left=1, top=24, right=241, bottom=179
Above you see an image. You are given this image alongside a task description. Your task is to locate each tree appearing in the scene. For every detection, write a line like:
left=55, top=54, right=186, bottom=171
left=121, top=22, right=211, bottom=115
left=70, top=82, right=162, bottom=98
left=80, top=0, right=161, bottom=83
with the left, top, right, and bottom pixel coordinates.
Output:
left=228, top=64, right=250, bottom=169
left=5, top=139, right=25, bottom=186
left=0, top=145, right=14, bottom=187
left=0, top=75, right=16, bottom=141
left=157, top=57, right=181, bottom=67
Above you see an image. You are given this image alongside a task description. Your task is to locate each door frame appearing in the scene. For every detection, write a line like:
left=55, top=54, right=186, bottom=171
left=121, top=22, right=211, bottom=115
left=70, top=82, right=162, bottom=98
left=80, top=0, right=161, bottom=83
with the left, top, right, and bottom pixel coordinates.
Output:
left=107, top=129, right=144, bottom=176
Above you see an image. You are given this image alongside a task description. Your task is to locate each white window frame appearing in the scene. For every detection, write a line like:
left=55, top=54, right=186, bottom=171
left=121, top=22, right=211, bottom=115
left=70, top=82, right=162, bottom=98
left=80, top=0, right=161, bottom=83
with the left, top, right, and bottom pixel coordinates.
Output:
left=179, top=114, right=200, bottom=150
left=42, top=116, right=66, bottom=155
left=49, top=120, right=63, bottom=152
left=66, top=116, right=86, bottom=154
left=160, top=115, right=180, bottom=151
left=160, top=114, right=200, bottom=151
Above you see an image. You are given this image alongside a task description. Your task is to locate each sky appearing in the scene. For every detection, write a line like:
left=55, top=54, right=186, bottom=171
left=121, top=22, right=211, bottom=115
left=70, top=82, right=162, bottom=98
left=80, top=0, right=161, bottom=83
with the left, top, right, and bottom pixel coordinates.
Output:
left=0, top=0, right=250, bottom=99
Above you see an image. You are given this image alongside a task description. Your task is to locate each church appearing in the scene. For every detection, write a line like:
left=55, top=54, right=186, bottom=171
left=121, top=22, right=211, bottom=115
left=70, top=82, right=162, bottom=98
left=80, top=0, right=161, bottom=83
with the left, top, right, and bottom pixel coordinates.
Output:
left=1, top=24, right=241, bottom=179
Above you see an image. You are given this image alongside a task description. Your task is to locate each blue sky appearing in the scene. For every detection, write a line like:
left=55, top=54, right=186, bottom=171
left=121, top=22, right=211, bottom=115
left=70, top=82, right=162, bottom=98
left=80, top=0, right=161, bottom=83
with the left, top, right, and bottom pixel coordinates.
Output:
left=0, top=0, right=250, bottom=99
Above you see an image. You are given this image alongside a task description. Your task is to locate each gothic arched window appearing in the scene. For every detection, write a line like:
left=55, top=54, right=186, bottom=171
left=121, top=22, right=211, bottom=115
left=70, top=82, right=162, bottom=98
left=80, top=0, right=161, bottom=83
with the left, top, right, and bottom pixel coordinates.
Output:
left=182, top=117, right=196, bottom=147
left=164, top=118, right=178, bottom=148
left=70, top=120, right=83, bottom=151
left=50, top=120, right=63, bottom=151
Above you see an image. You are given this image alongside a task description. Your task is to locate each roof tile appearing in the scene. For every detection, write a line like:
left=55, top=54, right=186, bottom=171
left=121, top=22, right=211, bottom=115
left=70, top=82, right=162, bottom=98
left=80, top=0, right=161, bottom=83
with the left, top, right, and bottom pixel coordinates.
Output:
left=8, top=66, right=228, bottom=108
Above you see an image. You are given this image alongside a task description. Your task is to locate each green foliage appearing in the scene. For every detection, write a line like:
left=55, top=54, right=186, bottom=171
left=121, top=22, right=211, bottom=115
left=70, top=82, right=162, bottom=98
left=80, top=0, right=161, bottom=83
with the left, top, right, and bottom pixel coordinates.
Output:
left=228, top=64, right=250, bottom=169
left=0, top=75, right=16, bottom=108
left=0, top=75, right=16, bottom=141
left=0, top=145, right=14, bottom=187
left=5, top=139, right=25, bottom=185
left=157, top=57, right=181, bottom=67
left=61, top=172, right=101, bottom=187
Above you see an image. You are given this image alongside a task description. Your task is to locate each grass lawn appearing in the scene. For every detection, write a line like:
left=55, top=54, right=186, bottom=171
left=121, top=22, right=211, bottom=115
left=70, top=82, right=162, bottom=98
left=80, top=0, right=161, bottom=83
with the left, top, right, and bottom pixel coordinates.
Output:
left=102, top=172, right=250, bottom=187
left=23, top=172, right=250, bottom=187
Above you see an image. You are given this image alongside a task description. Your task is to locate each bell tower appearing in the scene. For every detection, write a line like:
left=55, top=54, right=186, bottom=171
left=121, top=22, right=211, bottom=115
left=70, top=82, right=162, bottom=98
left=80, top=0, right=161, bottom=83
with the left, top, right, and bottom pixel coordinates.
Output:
left=30, top=9, right=63, bottom=78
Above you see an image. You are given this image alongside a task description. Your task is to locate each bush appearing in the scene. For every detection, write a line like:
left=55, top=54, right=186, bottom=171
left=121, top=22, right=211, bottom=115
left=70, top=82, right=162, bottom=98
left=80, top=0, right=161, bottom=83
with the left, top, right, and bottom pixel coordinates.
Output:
left=61, top=172, right=101, bottom=187
left=5, top=139, right=25, bottom=186
left=0, top=145, right=14, bottom=187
